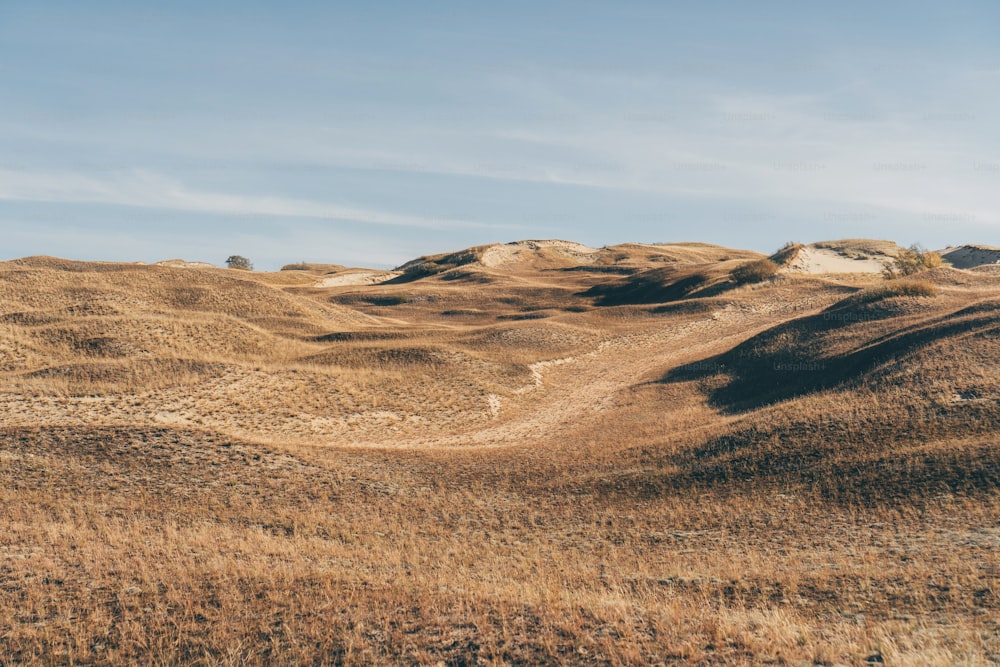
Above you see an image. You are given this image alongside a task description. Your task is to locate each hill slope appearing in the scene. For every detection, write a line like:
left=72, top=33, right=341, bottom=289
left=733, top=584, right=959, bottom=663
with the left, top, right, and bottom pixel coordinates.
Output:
left=1, top=243, right=999, bottom=665
left=941, top=244, right=1000, bottom=269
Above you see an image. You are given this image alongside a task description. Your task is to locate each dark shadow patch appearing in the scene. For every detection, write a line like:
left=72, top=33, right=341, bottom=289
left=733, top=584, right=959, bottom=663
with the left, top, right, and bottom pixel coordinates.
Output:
left=497, top=312, right=551, bottom=321
left=302, top=346, right=450, bottom=369
left=311, top=331, right=408, bottom=343
left=330, top=293, right=410, bottom=307
left=663, top=298, right=1000, bottom=413
left=559, top=265, right=638, bottom=275
left=580, top=267, right=736, bottom=306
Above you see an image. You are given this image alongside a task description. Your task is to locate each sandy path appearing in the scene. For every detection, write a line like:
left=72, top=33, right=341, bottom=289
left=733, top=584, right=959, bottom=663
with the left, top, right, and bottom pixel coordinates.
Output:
left=0, top=284, right=836, bottom=452
left=315, top=271, right=400, bottom=287
left=356, top=294, right=834, bottom=449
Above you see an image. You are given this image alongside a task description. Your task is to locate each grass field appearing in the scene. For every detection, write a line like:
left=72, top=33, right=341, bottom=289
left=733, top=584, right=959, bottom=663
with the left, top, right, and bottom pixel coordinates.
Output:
left=1, top=242, right=998, bottom=665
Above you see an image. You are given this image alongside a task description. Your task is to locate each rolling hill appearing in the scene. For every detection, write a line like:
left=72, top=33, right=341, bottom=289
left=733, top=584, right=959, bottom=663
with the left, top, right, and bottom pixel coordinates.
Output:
left=1, top=240, right=998, bottom=665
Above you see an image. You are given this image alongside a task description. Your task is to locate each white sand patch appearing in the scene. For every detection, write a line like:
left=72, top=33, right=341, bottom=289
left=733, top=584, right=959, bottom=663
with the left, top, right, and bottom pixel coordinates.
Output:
left=480, top=240, right=599, bottom=268
left=480, top=245, right=520, bottom=268
left=487, top=394, right=502, bottom=418
left=785, top=247, right=888, bottom=274
left=154, top=259, right=217, bottom=269
left=515, top=356, right=577, bottom=394
left=315, top=271, right=400, bottom=287
left=529, top=239, right=599, bottom=254
left=940, top=245, right=1000, bottom=269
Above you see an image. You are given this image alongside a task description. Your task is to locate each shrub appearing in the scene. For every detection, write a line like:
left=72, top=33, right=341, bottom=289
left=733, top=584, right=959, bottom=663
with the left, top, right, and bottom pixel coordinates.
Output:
left=730, top=259, right=779, bottom=285
left=226, top=255, right=253, bottom=271
left=281, top=262, right=311, bottom=271
left=882, top=244, right=942, bottom=278
left=857, top=280, right=938, bottom=302
left=770, top=242, right=804, bottom=266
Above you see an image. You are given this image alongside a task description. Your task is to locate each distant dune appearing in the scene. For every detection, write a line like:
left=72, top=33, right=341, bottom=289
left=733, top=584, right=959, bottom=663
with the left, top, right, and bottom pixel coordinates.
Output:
left=940, top=244, right=1000, bottom=269
left=154, top=258, right=218, bottom=269
left=314, top=270, right=402, bottom=287
left=777, top=239, right=902, bottom=274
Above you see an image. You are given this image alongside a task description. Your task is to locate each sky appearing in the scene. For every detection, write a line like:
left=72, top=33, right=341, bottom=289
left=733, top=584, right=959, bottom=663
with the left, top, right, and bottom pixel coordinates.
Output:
left=1, top=1, right=998, bottom=270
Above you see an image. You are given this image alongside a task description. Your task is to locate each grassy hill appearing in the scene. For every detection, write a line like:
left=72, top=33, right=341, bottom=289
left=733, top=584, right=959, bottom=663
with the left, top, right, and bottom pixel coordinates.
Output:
left=1, top=242, right=998, bottom=665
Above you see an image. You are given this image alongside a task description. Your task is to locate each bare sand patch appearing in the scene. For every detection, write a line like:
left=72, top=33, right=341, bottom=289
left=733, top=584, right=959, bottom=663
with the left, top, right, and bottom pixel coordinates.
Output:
left=315, top=271, right=401, bottom=287
left=785, top=246, right=888, bottom=274
left=154, top=259, right=218, bottom=269
left=480, top=240, right=599, bottom=268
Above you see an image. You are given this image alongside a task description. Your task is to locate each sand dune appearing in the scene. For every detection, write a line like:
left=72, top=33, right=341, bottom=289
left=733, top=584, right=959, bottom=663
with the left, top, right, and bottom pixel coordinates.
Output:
left=784, top=246, right=889, bottom=273
left=480, top=240, right=600, bottom=268
left=940, top=244, right=1000, bottom=269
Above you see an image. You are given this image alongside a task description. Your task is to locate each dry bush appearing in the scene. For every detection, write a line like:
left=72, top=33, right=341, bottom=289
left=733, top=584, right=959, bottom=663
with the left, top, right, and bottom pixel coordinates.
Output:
left=883, top=244, right=944, bottom=278
left=769, top=241, right=804, bottom=266
left=814, top=238, right=902, bottom=259
left=857, top=280, right=939, bottom=302
left=279, top=261, right=311, bottom=271
left=730, top=258, right=779, bottom=284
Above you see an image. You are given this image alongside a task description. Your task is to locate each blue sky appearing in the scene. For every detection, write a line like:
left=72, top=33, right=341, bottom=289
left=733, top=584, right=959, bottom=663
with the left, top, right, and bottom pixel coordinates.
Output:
left=1, top=1, right=998, bottom=269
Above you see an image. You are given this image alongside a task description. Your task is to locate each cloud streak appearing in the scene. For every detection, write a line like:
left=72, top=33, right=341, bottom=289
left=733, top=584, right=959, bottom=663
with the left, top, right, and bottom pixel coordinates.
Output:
left=0, top=168, right=511, bottom=231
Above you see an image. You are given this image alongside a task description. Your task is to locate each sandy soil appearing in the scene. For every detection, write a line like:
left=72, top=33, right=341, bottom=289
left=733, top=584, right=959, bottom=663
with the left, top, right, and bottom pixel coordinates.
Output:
left=480, top=240, right=599, bottom=268
left=785, top=247, right=888, bottom=274
left=154, top=259, right=218, bottom=269
left=348, top=291, right=834, bottom=450
left=315, top=271, right=401, bottom=287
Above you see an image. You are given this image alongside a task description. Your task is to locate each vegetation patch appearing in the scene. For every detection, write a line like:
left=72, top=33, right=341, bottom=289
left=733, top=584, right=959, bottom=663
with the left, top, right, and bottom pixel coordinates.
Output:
left=393, top=248, right=486, bottom=282
left=857, top=280, right=938, bottom=302
left=769, top=241, right=804, bottom=266
left=882, top=244, right=944, bottom=278
left=814, top=238, right=901, bottom=259
left=730, top=258, right=779, bottom=285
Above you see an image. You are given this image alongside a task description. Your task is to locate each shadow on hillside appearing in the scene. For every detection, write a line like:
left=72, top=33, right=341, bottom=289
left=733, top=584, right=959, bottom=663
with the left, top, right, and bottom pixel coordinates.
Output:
left=580, top=268, right=736, bottom=306
left=662, top=298, right=1000, bottom=413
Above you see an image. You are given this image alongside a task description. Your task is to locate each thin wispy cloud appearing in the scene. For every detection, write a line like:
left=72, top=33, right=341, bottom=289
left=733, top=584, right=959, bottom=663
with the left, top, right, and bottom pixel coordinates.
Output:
left=0, top=169, right=508, bottom=231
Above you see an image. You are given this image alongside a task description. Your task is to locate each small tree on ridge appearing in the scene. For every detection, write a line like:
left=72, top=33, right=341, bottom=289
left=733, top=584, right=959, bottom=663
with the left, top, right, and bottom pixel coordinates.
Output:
left=226, top=255, right=253, bottom=270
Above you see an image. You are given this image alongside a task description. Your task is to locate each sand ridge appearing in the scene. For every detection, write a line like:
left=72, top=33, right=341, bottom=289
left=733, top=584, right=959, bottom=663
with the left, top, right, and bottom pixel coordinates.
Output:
left=480, top=240, right=600, bottom=268
left=314, top=270, right=401, bottom=287
left=940, top=244, right=1000, bottom=269
left=784, top=246, right=890, bottom=274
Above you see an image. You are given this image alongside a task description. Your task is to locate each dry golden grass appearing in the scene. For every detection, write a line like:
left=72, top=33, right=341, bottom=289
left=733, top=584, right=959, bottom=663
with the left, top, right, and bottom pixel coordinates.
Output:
left=1, top=244, right=998, bottom=665
left=812, top=239, right=904, bottom=260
